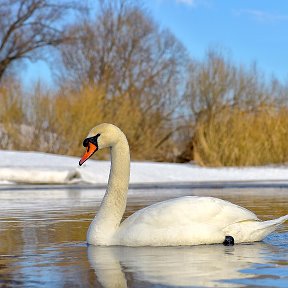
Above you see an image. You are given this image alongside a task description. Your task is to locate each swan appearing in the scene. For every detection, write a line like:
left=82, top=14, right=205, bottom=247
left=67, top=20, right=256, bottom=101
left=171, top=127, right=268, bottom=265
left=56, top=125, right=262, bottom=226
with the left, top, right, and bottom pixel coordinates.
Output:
left=79, top=123, right=288, bottom=246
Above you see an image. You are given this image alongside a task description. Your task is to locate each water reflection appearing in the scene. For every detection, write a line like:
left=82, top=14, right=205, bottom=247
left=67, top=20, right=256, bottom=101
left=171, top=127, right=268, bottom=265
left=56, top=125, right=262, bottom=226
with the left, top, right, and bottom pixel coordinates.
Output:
left=88, top=242, right=280, bottom=287
left=0, top=186, right=287, bottom=287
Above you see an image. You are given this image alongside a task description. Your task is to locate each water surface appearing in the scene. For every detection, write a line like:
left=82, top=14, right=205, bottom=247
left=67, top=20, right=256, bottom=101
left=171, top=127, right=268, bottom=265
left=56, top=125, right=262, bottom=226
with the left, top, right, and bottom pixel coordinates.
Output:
left=0, top=186, right=287, bottom=287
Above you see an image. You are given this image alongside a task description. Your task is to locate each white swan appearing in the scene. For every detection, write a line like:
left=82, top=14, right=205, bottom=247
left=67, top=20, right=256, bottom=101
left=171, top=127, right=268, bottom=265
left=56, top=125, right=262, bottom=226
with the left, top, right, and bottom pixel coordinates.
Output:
left=79, top=123, right=288, bottom=246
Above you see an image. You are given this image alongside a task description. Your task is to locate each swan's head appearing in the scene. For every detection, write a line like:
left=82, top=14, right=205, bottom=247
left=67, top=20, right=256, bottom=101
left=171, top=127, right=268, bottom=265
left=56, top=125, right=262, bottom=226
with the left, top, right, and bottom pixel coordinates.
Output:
left=79, top=123, right=123, bottom=166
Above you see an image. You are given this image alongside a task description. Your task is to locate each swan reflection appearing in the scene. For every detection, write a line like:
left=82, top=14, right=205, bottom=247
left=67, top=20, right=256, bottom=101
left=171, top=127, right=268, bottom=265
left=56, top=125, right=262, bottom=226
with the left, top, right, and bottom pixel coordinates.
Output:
left=88, top=242, right=272, bottom=287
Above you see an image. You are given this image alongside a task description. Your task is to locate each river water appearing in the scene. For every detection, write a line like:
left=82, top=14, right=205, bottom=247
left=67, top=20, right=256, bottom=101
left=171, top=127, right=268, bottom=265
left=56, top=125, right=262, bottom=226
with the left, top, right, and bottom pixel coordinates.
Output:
left=0, top=185, right=287, bottom=287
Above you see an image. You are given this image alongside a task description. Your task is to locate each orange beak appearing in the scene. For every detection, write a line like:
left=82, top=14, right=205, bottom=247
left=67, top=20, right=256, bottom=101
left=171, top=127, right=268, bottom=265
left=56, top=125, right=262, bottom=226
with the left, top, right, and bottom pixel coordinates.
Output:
left=79, top=142, right=98, bottom=166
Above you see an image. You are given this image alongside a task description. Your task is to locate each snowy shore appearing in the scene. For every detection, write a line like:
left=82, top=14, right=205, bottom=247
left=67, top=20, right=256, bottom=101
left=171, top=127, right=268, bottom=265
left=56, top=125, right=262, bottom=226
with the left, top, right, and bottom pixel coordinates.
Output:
left=1, top=150, right=288, bottom=185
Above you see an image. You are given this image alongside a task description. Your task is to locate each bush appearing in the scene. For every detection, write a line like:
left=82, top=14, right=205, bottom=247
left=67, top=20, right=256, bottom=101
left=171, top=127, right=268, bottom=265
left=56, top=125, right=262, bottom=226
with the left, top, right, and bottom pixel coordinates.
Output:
left=192, top=105, right=288, bottom=166
left=0, top=80, right=26, bottom=150
left=1, top=84, right=174, bottom=161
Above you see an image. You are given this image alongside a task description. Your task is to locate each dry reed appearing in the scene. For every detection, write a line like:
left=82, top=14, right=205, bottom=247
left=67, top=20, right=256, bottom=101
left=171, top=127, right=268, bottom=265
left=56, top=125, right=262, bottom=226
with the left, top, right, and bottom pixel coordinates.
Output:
left=193, top=105, right=288, bottom=166
left=2, top=81, right=288, bottom=166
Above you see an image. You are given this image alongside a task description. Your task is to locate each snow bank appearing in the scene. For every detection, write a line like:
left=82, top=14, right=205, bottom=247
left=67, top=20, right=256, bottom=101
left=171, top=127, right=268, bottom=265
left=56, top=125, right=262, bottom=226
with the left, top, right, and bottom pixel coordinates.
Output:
left=0, top=167, right=80, bottom=184
left=0, top=151, right=82, bottom=184
left=1, top=150, right=288, bottom=185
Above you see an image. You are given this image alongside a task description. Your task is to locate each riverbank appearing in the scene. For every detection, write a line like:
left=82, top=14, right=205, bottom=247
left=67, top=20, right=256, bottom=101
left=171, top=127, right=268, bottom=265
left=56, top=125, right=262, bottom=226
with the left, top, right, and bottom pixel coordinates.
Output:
left=1, top=150, right=288, bottom=185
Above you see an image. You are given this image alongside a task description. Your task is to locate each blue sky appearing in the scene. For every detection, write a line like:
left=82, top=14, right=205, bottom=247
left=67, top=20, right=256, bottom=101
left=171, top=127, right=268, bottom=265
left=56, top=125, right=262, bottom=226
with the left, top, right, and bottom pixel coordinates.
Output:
left=22, top=0, right=288, bottom=88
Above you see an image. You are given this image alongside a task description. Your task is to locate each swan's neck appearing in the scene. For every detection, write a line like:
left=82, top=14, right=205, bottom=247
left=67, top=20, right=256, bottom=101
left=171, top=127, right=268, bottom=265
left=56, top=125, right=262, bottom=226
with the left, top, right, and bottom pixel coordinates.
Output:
left=87, top=134, right=130, bottom=245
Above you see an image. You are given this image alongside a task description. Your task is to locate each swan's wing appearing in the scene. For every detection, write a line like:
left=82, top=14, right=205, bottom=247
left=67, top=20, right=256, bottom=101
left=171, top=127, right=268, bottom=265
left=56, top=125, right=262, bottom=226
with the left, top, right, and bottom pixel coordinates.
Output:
left=116, top=196, right=259, bottom=246
left=122, top=196, right=258, bottom=227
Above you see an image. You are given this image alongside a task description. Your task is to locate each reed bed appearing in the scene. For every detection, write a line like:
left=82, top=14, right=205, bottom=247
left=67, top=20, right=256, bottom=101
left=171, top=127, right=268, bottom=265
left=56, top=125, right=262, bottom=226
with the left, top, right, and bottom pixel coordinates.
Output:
left=1, top=81, right=288, bottom=166
left=193, top=105, right=288, bottom=166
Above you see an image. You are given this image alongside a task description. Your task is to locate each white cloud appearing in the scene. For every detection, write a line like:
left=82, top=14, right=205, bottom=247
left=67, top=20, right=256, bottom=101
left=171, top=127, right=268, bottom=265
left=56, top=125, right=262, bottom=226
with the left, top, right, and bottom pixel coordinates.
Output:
left=236, top=9, right=288, bottom=22
left=175, top=0, right=212, bottom=9
left=176, top=0, right=196, bottom=6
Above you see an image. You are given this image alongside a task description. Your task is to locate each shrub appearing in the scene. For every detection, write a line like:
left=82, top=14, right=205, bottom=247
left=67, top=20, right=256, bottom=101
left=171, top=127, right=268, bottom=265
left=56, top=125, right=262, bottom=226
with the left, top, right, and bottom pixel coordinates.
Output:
left=192, top=105, right=288, bottom=166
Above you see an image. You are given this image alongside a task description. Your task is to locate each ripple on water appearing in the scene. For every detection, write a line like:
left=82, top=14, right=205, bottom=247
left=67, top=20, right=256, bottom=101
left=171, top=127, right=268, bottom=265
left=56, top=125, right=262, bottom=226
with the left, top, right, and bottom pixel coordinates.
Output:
left=0, top=186, right=287, bottom=287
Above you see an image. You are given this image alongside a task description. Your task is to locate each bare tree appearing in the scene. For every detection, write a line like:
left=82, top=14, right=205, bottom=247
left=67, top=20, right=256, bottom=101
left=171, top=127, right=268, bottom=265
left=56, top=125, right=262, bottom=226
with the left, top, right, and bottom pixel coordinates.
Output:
left=0, top=0, right=82, bottom=81
left=57, top=0, right=189, bottom=159
left=58, top=0, right=188, bottom=104
left=185, top=49, right=283, bottom=122
left=179, top=48, right=288, bottom=164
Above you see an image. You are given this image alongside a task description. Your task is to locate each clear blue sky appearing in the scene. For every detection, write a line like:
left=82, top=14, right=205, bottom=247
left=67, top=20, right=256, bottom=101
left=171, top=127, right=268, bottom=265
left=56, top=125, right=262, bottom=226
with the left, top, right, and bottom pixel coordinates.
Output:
left=22, top=0, right=288, bottom=88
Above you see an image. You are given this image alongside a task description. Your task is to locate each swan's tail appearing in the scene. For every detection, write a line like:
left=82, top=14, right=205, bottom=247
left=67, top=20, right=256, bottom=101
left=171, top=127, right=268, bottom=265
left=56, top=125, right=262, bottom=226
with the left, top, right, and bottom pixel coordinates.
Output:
left=261, top=214, right=288, bottom=228
left=228, top=215, right=288, bottom=243
left=251, top=214, right=288, bottom=241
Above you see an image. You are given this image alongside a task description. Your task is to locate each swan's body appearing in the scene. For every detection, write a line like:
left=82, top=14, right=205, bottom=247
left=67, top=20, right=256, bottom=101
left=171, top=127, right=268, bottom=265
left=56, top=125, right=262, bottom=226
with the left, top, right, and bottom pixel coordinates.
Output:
left=79, top=123, right=288, bottom=246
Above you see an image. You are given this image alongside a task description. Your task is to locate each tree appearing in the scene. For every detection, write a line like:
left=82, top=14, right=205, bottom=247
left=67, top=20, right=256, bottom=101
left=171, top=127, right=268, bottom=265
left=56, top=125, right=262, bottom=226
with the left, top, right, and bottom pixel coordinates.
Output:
left=57, top=0, right=189, bottom=160
left=181, top=48, right=288, bottom=165
left=0, top=0, right=81, bottom=81
left=58, top=0, right=188, bottom=102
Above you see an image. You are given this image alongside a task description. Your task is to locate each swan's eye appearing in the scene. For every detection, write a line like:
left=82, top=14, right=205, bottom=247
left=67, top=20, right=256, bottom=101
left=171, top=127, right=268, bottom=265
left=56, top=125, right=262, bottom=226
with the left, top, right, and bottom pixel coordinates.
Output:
left=83, top=134, right=101, bottom=147
left=90, top=134, right=100, bottom=145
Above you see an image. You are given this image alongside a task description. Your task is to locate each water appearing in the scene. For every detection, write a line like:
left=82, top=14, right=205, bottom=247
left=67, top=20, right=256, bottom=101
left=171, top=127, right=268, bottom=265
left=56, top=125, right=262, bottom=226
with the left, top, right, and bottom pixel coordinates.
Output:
left=0, top=186, right=287, bottom=287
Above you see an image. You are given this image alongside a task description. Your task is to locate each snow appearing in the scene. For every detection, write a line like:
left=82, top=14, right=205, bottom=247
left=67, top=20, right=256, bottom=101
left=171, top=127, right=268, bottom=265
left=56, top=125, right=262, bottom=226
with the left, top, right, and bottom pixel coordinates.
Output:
left=1, top=150, right=288, bottom=185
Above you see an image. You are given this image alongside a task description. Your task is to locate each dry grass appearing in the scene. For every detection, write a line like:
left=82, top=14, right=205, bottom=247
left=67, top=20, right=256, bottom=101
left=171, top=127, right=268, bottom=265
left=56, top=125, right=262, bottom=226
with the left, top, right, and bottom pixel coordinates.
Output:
left=45, top=85, right=176, bottom=160
left=193, top=105, right=288, bottom=166
left=0, top=83, right=176, bottom=161
left=0, top=82, right=26, bottom=149
left=2, top=80, right=288, bottom=166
